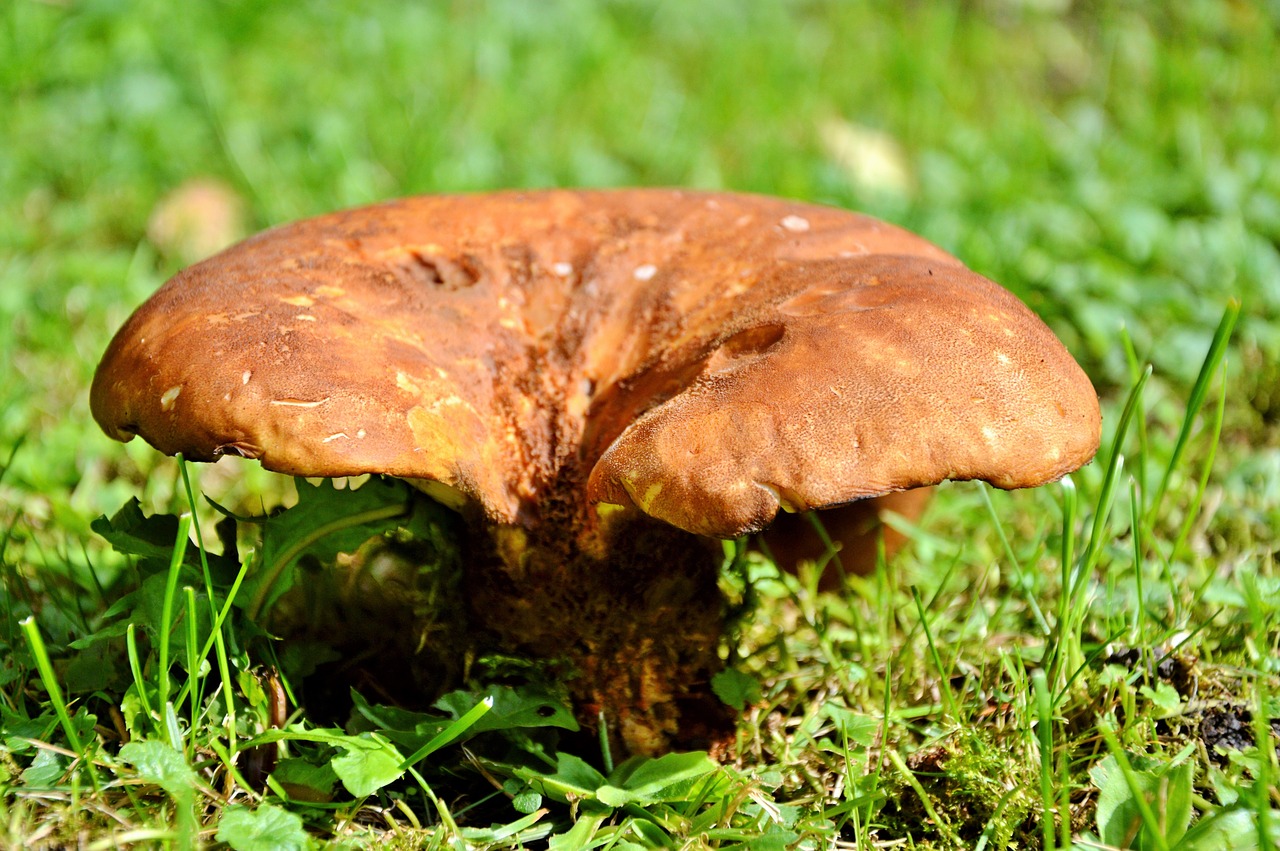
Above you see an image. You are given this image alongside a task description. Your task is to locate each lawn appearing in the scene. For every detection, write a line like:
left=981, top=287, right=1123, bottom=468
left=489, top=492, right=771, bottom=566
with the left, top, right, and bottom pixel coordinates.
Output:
left=2, top=1, right=1278, bottom=848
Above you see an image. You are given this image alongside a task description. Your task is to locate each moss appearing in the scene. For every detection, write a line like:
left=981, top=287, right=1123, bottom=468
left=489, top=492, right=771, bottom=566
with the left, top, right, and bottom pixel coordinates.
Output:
left=882, top=726, right=1043, bottom=850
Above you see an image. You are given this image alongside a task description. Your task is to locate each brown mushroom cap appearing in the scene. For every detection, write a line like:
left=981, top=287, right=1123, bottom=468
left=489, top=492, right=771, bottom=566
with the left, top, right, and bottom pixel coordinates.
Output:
left=91, top=189, right=1100, bottom=534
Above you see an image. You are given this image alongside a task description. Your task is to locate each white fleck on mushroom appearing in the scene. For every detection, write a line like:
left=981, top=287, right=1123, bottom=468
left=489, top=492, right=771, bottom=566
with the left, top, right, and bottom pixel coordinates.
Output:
left=633, top=264, right=657, bottom=281
left=160, top=385, right=182, bottom=411
left=781, top=215, right=811, bottom=233
left=269, top=398, right=329, bottom=408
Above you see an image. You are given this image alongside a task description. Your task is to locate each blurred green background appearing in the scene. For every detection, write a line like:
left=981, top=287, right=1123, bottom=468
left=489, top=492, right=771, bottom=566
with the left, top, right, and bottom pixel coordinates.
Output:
left=3, top=0, right=1278, bottom=559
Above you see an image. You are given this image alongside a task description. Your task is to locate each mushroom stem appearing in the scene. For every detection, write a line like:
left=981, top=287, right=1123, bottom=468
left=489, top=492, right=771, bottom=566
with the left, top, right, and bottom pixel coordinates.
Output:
left=467, top=505, right=733, bottom=756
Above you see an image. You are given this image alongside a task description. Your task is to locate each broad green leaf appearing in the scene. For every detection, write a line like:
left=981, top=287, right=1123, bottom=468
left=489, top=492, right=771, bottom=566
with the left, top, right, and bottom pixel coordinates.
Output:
left=744, top=823, right=802, bottom=851
left=353, top=687, right=446, bottom=733
left=547, top=812, right=607, bottom=850
left=523, top=752, right=609, bottom=803
left=216, top=803, right=312, bottom=851
left=330, top=733, right=405, bottom=797
left=3, top=712, right=57, bottom=753
left=822, top=704, right=879, bottom=746
left=63, top=637, right=123, bottom=693
left=20, top=749, right=66, bottom=787
left=92, top=499, right=194, bottom=562
left=240, top=477, right=458, bottom=618
left=270, top=758, right=339, bottom=803
left=92, top=499, right=236, bottom=579
left=434, top=684, right=579, bottom=734
left=627, top=818, right=673, bottom=847
left=511, top=788, right=543, bottom=814
left=711, top=668, right=761, bottom=711
left=66, top=619, right=132, bottom=650
left=600, top=751, right=717, bottom=806
left=1176, top=807, right=1260, bottom=850
left=1091, top=752, right=1196, bottom=849
left=1139, top=681, right=1183, bottom=718
left=119, top=740, right=198, bottom=801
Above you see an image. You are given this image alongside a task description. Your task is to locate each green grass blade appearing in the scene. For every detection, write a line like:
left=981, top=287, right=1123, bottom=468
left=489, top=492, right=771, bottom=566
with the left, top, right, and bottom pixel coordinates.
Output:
left=912, top=586, right=957, bottom=719
left=157, top=513, right=192, bottom=746
left=399, top=696, right=494, bottom=769
left=1130, top=478, right=1146, bottom=643
left=1032, top=669, right=1056, bottom=851
left=1169, top=360, right=1227, bottom=563
left=125, top=623, right=155, bottom=728
left=1080, top=364, right=1151, bottom=576
left=1145, top=300, right=1239, bottom=530
left=177, top=457, right=239, bottom=752
left=1120, top=326, right=1151, bottom=504
left=980, top=485, right=1049, bottom=634
left=20, top=616, right=100, bottom=793
left=183, top=585, right=199, bottom=755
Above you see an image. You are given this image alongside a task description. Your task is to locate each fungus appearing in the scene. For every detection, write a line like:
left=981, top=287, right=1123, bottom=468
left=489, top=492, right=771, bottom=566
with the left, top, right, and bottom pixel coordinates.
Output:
left=91, top=189, right=1101, bottom=755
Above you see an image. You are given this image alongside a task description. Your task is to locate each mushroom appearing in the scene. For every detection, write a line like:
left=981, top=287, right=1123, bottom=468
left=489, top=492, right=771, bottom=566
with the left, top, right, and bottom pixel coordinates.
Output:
left=91, top=189, right=1101, bottom=755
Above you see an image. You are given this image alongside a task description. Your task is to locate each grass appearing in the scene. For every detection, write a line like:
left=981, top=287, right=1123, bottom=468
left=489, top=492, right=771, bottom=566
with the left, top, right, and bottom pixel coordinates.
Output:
left=2, top=0, right=1279, bottom=847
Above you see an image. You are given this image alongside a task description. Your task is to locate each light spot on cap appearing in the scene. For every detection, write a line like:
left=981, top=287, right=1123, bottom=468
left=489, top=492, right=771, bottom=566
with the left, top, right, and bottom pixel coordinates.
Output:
left=356, top=429, right=367, bottom=439
left=160, top=385, right=182, bottom=411
left=781, top=215, right=810, bottom=232
left=633, top=264, right=657, bottom=281
left=295, top=314, right=317, bottom=322
left=552, top=262, right=573, bottom=277
left=322, top=432, right=349, bottom=443
left=242, top=371, right=252, bottom=384
left=281, top=294, right=314, bottom=307
left=995, top=351, right=1012, bottom=366
left=270, top=398, right=329, bottom=408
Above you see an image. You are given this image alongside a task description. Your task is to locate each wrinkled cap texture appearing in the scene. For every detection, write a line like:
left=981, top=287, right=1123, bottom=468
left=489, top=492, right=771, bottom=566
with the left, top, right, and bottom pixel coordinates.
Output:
left=92, top=189, right=1101, bottom=536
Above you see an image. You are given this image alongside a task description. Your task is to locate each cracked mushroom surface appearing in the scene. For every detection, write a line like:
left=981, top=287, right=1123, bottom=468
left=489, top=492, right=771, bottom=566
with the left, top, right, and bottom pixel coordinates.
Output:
left=92, top=188, right=1101, bottom=754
